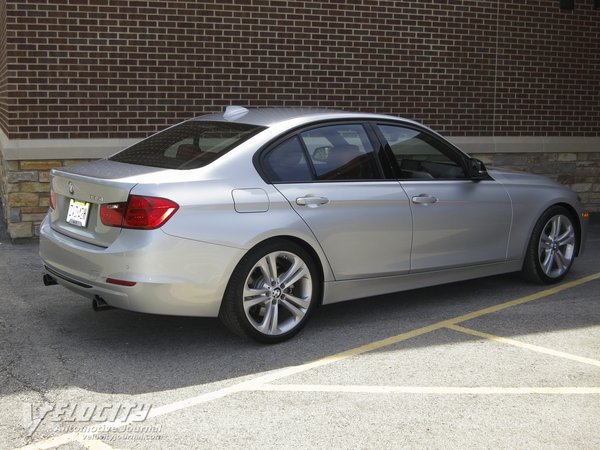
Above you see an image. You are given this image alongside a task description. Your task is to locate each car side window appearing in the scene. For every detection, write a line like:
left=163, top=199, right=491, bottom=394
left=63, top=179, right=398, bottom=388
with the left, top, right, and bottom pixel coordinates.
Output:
left=299, top=124, right=382, bottom=181
left=377, top=124, right=466, bottom=180
left=263, top=136, right=313, bottom=183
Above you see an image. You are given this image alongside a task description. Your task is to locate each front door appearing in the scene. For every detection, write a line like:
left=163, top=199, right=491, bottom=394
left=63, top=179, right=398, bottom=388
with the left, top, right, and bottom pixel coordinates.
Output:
left=374, top=123, right=512, bottom=272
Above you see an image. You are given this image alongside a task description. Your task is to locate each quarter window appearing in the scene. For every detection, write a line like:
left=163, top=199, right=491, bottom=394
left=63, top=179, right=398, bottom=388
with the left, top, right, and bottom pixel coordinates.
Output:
left=263, top=137, right=313, bottom=183
left=377, top=125, right=466, bottom=180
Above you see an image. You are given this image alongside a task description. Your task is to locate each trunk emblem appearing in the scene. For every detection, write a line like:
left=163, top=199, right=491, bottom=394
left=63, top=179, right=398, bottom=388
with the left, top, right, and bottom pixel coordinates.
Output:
left=68, top=182, right=75, bottom=195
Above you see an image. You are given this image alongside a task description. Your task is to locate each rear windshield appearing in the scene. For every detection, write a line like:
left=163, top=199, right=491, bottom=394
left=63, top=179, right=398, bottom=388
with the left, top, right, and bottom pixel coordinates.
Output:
left=110, top=121, right=265, bottom=169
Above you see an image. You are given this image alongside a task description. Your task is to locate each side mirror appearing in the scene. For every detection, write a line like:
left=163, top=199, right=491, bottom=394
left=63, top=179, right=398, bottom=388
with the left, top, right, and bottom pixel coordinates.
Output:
left=469, top=158, right=488, bottom=180
left=312, top=146, right=332, bottom=162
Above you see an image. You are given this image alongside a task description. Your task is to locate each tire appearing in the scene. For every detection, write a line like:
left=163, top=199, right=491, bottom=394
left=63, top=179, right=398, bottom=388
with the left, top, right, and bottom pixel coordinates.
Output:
left=522, top=206, right=578, bottom=284
left=219, top=239, right=321, bottom=343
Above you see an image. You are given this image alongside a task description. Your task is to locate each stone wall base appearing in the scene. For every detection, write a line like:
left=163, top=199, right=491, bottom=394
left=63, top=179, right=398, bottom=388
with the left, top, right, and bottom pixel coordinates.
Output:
left=0, top=158, right=92, bottom=239
left=0, top=152, right=598, bottom=240
left=472, top=152, right=600, bottom=214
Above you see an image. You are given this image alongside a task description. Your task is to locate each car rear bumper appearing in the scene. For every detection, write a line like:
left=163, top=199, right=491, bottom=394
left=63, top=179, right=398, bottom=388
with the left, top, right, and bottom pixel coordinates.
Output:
left=39, top=216, right=244, bottom=317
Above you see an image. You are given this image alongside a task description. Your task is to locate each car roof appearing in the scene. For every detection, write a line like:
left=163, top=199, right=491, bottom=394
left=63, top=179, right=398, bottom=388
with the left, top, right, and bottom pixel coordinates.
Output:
left=192, top=106, right=422, bottom=128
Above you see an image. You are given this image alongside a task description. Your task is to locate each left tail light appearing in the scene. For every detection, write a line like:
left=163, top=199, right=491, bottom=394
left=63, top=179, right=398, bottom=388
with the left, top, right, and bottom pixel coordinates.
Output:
left=100, top=195, right=179, bottom=230
left=49, top=186, right=57, bottom=210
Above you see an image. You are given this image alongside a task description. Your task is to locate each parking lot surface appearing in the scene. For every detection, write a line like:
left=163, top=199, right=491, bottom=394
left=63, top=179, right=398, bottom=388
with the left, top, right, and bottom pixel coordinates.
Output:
left=1, top=216, right=599, bottom=449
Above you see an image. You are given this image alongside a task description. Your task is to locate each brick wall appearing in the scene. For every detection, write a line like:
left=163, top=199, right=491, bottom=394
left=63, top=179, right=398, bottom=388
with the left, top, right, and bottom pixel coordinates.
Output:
left=2, top=0, right=599, bottom=140
left=0, top=0, right=7, bottom=134
left=0, top=0, right=599, bottom=239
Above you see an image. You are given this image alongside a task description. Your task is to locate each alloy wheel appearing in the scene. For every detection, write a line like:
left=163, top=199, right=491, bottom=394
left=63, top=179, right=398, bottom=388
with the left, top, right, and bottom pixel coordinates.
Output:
left=537, top=214, right=575, bottom=278
left=242, top=251, right=313, bottom=336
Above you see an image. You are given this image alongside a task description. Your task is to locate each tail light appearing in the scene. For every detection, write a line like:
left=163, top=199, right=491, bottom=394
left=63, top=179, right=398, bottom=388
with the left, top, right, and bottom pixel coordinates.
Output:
left=100, top=195, right=179, bottom=230
left=49, top=186, right=57, bottom=210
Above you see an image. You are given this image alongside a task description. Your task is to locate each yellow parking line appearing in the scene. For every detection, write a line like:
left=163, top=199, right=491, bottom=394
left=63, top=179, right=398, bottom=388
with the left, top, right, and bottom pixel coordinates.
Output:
left=16, top=271, right=600, bottom=450
left=442, top=272, right=600, bottom=326
left=251, top=384, right=600, bottom=395
left=258, top=271, right=600, bottom=371
left=448, top=324, right=600, bottom=368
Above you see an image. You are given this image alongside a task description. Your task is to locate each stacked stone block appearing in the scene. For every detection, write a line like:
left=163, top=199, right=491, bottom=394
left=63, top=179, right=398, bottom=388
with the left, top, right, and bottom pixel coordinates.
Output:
left=0, top=158, right=90, bottom=238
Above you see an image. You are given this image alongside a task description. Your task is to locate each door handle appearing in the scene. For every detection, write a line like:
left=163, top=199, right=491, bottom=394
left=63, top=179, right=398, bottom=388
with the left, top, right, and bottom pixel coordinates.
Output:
left=411, top=194, right=438, bottom=205
left=296, top=196, right=329, bottom=207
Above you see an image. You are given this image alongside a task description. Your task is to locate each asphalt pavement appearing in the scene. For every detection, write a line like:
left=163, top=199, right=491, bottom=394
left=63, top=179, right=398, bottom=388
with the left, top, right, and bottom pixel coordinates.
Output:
left=1, top=213, right=599, bottom=449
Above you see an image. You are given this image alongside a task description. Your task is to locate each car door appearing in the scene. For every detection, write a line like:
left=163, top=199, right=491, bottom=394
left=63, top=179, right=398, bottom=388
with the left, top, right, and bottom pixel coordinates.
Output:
left=374, top=123, right=513, bottom=272
left=261, top=123, right=413, bottom=280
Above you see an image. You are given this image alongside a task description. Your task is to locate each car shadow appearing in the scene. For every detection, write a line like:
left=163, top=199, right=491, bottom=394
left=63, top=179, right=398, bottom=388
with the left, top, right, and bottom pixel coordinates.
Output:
left=1, top=217, right=598, bottom=397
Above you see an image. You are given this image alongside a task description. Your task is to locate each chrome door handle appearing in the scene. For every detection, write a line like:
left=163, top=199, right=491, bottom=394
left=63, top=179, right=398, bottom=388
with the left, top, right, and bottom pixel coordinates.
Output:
left=411, top=194, right=438, bottom=205
left=296, top=196, right=329, bottom=207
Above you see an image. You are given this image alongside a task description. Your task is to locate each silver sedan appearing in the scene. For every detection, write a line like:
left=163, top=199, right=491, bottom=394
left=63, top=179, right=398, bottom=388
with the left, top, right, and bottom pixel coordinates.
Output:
left=40, top=107, right=589, bottom=343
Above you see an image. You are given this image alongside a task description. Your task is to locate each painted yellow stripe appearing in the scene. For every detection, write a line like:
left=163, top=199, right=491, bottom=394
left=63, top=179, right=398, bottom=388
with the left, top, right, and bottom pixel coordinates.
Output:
left=140, top=272, right=600, bottom=420
left=442, top=271, right=600, bottom=326
left=242, top=271, right=600, bottom=380
left=16, top=271, right=600, bottom=450
left=149, top=272, right=600, bottom=398
left=448, top=324, right=600, bottom=368
left=252, top=384, right=600, bottom=395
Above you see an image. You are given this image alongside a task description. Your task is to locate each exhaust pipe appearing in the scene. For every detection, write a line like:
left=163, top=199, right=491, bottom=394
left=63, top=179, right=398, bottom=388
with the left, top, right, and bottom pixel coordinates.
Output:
left=43, top=274, right=58, bottom=286
left=92, top=296, right=114, bottom=312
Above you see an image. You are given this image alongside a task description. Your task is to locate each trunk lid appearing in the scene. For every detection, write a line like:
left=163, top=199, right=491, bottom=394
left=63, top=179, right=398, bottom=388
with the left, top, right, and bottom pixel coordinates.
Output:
left=49, top=160, right=165, bottom=247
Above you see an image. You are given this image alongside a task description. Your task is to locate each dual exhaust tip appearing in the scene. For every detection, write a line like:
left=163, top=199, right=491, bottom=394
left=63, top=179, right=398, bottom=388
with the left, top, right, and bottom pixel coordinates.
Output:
left=43, top=274, right=114, bottom=312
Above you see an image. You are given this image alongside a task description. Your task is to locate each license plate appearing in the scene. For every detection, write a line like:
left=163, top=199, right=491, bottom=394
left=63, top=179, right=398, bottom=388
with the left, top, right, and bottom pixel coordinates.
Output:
left=66, top=199, right=91, bottom=227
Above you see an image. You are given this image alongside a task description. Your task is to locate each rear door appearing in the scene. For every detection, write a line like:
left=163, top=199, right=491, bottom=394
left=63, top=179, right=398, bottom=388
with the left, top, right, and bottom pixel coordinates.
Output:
left=374, top=124, right=513, bottom=272
left=261, top=123, right=413, bottom=280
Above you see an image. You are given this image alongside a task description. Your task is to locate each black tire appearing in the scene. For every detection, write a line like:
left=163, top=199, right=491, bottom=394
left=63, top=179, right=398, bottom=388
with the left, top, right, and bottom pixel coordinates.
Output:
left=522, top=206, right=578, bottom=284
left=219, top=238, right=321, bottom=344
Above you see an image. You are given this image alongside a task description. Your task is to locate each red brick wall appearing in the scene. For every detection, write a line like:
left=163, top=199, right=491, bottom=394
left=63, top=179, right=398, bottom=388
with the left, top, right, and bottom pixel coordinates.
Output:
left=0, top=0, right=8, bottom=134
left=2, top=0, right=599, bottom=140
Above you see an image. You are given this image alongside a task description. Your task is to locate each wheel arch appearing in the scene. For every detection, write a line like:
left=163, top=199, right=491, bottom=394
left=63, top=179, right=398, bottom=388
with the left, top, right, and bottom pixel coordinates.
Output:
left=518, top=200, right=583, bottom=262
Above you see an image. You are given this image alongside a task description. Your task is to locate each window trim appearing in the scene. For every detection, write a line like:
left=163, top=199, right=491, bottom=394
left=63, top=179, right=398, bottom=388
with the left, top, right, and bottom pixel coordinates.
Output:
left=254, top=118, right=495, bottom=184
left=255, top=120, right=388, bottom=184
left=370, top=121, right=474, bottom=181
